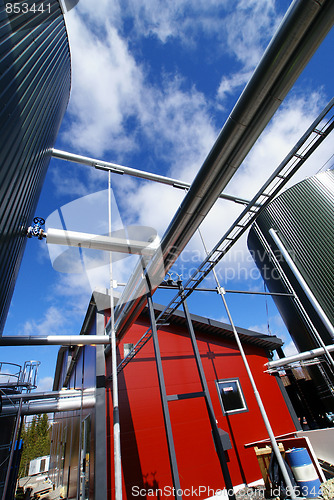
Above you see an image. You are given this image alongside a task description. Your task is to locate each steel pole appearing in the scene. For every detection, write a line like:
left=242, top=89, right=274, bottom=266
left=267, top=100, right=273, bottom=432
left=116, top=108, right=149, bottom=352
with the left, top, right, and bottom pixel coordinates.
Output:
left=109, top=171, right=122, bottom=500
left=198, top=230, right=298, bottom=499
left=179, top=284, right=236, bottom=500
left=2, top=398, right=23, bottom=500
left=269, top=229, right=334, bottom=341
left=218, top=290, right=298, bottom=499
left=146, top=292, right=183, bottom=500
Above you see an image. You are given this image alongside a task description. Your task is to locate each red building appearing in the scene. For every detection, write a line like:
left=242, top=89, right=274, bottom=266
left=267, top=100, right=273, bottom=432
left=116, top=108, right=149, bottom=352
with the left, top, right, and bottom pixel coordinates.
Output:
left=50, top=291, right=298, bottom=499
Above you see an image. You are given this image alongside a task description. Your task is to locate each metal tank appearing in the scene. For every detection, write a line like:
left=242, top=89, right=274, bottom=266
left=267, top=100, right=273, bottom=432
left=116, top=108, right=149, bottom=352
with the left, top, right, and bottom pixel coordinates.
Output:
left=248, top=169, right=334, bottom=423
left=0, top=0, right=71, bottom=333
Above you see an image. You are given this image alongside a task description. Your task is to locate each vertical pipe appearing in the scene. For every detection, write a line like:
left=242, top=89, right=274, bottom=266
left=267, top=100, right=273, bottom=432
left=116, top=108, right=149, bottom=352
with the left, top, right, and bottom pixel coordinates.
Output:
left=2, top=398, right=23, bottom=500
left=147, top=292, right=183, bottom=500
left=269, top=229, right=334, bottom=341
left=218, top=291, right=298, bottom=499
left=179, top=284, right=236, bottom=500
left=109, top=171, right=122, bottom=500
left=198, top=230, right=298, bottom=499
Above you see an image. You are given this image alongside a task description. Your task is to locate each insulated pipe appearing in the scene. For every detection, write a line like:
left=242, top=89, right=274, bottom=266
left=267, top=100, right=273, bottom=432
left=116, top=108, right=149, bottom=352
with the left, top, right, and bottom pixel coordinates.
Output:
left=46, top=228, right=159, bottom=256
left=0, top=396, right=96, bottom=415
left=266, top=345, right=334, bottom=369
left=111, top=0, right=334, bottom=342
left=52, top=149, right=251, bottom=206
left=269, top=229, right=334, bottom=340
left=0, top=335, right=111, bottom=345
left=1, top=388, right=95, bottom=401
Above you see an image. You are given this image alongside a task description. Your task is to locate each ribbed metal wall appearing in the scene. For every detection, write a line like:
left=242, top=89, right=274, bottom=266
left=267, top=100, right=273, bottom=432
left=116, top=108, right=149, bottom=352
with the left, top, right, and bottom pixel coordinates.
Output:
left=0, top=0, right=71, bottom=333
left=248, top=170, right=334, bottom=414
left=248, top=170, right=334, bottom=348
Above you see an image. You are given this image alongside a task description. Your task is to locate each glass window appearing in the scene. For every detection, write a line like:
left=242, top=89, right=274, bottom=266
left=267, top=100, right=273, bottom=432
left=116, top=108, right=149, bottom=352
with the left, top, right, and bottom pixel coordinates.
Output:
left=216, top=378, right=248, bottom=415
left=124, top=343, right=134, bottom=358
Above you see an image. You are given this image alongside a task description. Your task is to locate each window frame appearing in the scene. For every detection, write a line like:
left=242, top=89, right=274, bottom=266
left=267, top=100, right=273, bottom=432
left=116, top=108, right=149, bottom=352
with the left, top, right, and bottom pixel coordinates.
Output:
left=216, top=377, right=248, bottom=416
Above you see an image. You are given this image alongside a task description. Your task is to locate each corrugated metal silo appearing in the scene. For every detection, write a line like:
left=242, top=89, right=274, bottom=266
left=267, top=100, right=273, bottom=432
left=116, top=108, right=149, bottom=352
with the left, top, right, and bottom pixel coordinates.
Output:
left=0, top=1, right=71, bottom=333
left=248, top=169, right=334, bottom=420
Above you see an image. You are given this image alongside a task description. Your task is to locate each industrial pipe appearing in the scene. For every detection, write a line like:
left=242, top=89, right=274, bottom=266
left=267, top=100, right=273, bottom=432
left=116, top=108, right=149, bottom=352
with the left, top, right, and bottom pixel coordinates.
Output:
left=0, top=396, right=96, bottom=415
left=46, top=228, right=159, bottom=256
left=1, top=388, right=95, bottom=401
left=269, top=229, right=334, bottom=340
left=266, top=344, right=334, bottom=369
left=52, top=149, right=251, bottom=205
left=0, top=335, right=111, bottom=345
left=111, top=0, right=334, bottom=342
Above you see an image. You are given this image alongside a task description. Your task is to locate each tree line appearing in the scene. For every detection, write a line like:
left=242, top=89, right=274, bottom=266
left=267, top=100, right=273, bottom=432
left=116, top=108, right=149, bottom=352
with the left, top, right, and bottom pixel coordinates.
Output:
left=19, top=414, right=51, bottom=478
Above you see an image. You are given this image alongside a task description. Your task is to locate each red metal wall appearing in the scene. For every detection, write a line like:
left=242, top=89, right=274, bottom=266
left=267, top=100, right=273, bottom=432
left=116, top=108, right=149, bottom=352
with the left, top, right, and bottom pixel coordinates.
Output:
left=105, top=315, right=296, bottom=499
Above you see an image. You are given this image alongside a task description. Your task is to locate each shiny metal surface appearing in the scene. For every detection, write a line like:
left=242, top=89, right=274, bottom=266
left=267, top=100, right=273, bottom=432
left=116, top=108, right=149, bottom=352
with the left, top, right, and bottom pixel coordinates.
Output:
left=0, top=1, right=71, bottom=333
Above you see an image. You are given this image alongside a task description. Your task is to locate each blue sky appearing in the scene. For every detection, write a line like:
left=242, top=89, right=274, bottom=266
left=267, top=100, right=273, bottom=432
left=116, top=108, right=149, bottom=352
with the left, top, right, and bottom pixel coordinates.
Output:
left=2, top=0, right=334, bottom=392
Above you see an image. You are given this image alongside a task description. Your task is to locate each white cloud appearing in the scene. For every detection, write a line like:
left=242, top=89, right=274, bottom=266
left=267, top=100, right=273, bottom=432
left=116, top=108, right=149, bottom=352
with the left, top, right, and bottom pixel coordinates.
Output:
left=248, top=313, right=288, bottom=336
left=36, top=376, right=54, bottom=393
left=283, top=341, right=299, bottom=357
left=217, top=70, right=253, bottom=102
left=60, top=0, right=285, bottom=159
left=63, top=12, right=143, bottom=156
left=22, top=307, right=71, bottom=336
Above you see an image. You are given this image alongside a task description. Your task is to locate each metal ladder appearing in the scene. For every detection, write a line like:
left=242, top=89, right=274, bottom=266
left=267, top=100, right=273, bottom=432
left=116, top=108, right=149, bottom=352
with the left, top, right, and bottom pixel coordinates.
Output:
left=146, top=286, right=236, bottom=500
left=115, top=97, right=334, bottom=374
left=156, top=97, right=334, bottom=324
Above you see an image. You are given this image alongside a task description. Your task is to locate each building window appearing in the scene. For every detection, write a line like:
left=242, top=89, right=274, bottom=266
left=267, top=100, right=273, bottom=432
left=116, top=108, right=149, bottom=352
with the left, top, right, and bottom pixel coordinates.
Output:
left=216, top=378, right=248, bottom=415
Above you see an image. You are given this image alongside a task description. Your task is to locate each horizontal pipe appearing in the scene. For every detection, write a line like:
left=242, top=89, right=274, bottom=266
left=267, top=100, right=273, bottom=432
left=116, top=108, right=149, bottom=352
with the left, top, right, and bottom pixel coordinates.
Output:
left=0, top=335, right=111, bottom=346
left=46, top=228, right=159, bottom=256
left=159, top=285, right=294, bottom=296
left=266, top=344, right=334, bottom=369
left=111, top=0, right=334, bottom=342
left=1, top=396, right=96, bottom=415
left=52, top=149, right=251, bottom=205
left=1, top=388, right=95, bottom=402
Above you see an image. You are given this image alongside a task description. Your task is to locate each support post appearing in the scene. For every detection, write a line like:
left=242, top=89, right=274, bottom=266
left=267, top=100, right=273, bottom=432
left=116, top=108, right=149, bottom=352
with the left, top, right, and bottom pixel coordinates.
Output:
left=2, top=398, right=23, bottom=500
left=179, top=283, right=236, bottom=500
left=108, top=173, right=122, bottom=500
left=218, top=289, right=298, bottom=499
left=269, top=228, right=334, bottom=342
left=146, top=292, right=183, bottom=500
left=198, top=229, right=298, bottom=499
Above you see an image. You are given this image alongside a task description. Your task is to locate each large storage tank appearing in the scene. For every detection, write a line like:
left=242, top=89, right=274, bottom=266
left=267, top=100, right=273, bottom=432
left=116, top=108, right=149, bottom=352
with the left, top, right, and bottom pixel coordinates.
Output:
left=0, top=1, right=71, bottom=333
left=248, top=170, right=334, bottom=422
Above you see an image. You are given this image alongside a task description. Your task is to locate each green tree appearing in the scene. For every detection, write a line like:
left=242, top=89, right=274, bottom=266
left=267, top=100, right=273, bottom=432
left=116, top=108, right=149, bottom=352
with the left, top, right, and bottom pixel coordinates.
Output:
left=18, top=414, right=51, bottom=478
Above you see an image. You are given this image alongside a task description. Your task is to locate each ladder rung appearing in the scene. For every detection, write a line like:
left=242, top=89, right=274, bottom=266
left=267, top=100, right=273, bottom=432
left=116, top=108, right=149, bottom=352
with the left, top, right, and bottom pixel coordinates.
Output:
left=167, top=391, right=205, bottom=401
